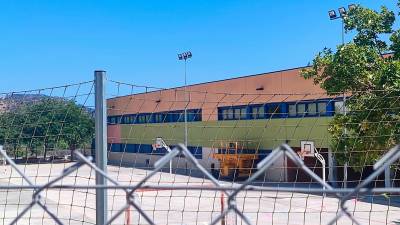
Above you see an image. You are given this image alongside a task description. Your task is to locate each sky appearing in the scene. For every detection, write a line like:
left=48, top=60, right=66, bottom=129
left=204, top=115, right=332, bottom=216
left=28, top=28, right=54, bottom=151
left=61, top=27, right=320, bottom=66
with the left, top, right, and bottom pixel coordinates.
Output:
left=0, top=0, right=397, bottom=93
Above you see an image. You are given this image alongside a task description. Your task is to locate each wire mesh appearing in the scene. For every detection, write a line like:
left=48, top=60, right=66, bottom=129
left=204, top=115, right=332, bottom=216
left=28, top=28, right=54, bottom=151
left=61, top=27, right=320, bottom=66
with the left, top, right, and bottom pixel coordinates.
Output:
left=0, top=78, right=399, bottom=225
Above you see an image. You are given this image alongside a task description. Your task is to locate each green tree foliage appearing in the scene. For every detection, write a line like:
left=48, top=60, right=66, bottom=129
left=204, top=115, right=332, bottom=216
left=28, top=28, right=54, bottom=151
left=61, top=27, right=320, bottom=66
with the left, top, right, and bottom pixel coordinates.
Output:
left=0, top=98, right=94, bottom=159
left=301, top=3, right=400, bottom=170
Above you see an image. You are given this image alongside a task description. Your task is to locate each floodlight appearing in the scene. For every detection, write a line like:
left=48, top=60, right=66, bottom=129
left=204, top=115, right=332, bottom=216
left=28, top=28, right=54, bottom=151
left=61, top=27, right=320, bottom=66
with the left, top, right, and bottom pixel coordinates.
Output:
left=178, top=51, right=192, bottom=61
left=328, top=10, right=337, bottom=20
left=348, top=4, right=356, bottom=11
left=338, top=7, right=347, bottom=17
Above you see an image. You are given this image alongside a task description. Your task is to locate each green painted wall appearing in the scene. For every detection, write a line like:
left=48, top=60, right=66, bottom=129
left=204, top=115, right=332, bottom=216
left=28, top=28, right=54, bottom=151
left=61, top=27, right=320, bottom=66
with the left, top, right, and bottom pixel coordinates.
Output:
left=119, top=117, right=332, bottom=150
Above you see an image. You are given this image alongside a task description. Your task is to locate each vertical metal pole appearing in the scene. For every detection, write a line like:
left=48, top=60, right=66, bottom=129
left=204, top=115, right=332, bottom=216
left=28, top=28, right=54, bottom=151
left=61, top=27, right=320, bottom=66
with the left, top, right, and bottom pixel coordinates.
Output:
left=341, top=18, right=345, bottom=45
left=322, top=161, right=326, bottom=196
left=95, top=70, right=107, bottom=225
left=328, top=148, right=337, bottom=188
left=343, top=94, right=348, bottom=189
left=220, top=192, right=225, bottom=225
left=184, top=59, right=188, bottom=147
left=385, top=167, right=391, bottom=187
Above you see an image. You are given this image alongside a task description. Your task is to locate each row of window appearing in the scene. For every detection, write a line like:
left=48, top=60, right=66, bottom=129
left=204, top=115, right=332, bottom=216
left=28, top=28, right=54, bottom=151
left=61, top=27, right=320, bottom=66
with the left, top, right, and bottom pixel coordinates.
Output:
left=107, top=99, right=345, bottom=124
left=108, top=109, right=202, bottom=125
left=218, top=99, right=345, bottom=120
left=108, top=143, right=203, bottom=159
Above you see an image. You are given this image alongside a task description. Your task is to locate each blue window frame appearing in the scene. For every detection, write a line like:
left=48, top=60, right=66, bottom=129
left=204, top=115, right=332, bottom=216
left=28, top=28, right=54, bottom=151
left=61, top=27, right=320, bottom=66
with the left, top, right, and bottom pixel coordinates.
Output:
left=107, top=109, right=202, bottom=124
left=154, top=113, right=166, bottom=123
left=250, top=104, right=265, bottom=119
left=218, top=106, right=249, bottom=120
left=286, top=99, right=335, bottom=118
left=187, top=109, right=202, bottom=122
left=216, top=98, right=336, bottom=121
left=266, top=103, right=286, bottom=118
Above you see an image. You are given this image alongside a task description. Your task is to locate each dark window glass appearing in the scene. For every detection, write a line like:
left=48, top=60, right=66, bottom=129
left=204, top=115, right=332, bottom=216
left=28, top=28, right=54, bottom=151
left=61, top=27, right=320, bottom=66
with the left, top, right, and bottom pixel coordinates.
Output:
left=318, top=102, right=327, bottom=115
left=251, top=106, right=264, bottom=119
left=288, top=104, right=296, bottom=117
left=266, top=104, right=280, bottom=118
left=297, top=104, right=306, bottom=116
left=240, top=108, right=247, bottom=119
left=234, top=108, right=241, bottom=119
left=308, top=103, right=317, bottom=116
left=227, top=108, right=234, bottom=119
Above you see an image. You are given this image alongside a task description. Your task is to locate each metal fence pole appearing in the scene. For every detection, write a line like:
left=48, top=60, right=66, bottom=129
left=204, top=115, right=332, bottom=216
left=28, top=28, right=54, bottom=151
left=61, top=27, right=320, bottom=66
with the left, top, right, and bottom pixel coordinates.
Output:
left=95, top=70, right=108, bottom=224
left=385, top=167, right=391, bottom=187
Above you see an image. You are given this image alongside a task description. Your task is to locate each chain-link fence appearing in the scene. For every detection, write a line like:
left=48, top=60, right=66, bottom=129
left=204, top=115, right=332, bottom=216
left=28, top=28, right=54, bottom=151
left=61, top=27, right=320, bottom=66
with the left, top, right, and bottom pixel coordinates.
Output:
left=0, top=72, right=400, bottom=225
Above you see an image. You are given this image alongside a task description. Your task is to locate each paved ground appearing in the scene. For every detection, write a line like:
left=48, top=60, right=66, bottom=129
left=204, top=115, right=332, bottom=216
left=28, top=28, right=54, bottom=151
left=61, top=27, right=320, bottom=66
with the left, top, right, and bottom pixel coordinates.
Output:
left=0, top=163, right=399, bottom=225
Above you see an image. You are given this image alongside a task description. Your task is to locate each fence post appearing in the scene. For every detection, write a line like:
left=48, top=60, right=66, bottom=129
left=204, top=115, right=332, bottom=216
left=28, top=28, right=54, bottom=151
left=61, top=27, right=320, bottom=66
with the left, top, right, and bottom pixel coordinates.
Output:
left=385, top=167, right=391, bottom=187
left=95, top=70, right=108, bottom=224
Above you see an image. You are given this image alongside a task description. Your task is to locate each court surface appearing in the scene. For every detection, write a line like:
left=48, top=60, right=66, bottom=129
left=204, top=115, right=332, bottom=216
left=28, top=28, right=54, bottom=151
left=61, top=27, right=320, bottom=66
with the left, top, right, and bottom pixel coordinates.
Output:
left=0, top=163, right=399, bottom=225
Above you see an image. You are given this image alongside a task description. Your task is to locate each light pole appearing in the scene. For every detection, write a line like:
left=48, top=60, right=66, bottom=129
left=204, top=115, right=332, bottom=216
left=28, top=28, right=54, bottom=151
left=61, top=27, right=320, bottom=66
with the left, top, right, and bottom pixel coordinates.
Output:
left=178, top=51, right=192, bottom=148
left=328, top=4, right=355, bottom=188
left=328, top=4, right=356, bottom=45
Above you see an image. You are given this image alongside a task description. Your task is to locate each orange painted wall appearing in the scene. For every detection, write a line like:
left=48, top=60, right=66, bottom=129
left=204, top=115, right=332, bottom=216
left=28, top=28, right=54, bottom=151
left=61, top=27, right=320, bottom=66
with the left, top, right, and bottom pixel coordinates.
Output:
left=107, top=67, right=328, bottom=121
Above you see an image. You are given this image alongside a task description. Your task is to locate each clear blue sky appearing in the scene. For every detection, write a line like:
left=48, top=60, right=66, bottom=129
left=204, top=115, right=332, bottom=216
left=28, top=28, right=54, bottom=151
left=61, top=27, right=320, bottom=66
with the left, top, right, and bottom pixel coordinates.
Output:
left=0, top=0, right=396, bottom=93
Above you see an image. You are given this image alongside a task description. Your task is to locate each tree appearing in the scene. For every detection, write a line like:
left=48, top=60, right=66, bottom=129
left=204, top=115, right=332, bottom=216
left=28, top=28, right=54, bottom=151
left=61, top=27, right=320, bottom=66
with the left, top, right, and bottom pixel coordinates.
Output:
left=0, top=110, right=26, bottom=159
left=0, top=98, right=94, bottom=160
left=301, top=3, right=400, bottom=170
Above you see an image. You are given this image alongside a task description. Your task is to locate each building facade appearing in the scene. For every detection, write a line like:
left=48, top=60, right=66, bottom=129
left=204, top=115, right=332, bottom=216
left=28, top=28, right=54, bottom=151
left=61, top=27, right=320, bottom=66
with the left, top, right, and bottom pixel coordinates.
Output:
left=106, top=66, right=344, bottom=182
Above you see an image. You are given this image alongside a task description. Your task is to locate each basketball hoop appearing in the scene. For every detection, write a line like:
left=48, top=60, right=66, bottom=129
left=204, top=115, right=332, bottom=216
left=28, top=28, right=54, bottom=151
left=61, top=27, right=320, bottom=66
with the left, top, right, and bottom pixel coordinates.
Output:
left=299, top=141, right=315, bottom=159
left=153, top=137, right=165, bottom=150
left=152, top=143, right=161, bottom=150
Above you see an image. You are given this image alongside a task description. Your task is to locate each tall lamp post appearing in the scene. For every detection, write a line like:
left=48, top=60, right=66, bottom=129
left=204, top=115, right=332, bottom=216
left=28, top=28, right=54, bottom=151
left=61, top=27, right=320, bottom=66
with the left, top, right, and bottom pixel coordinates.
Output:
left=178, top=51, right=192, bottom=148
left=328, top=4, right=355, bottom=188
left=328, top=4, right=356, bottom=45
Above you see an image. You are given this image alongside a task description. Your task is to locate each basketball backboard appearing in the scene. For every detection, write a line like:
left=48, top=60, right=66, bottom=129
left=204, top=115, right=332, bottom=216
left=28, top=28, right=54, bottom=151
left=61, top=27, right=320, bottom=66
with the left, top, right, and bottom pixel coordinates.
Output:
left=300, top=141, right=315, bottom=157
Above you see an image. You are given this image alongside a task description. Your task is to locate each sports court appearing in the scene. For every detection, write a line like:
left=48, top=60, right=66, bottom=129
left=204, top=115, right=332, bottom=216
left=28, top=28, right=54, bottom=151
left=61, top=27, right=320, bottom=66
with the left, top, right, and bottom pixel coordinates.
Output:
left=1, top=162, right=399, bottom=225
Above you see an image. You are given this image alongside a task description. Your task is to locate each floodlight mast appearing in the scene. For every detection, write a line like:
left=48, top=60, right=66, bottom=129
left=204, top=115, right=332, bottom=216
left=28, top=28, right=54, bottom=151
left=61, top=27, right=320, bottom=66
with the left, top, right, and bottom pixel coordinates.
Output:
left=177, top=51, right=192, bottom=149
left=328, top=4, right=355, bottom=189
left=328, top=4, right=356, bottom=45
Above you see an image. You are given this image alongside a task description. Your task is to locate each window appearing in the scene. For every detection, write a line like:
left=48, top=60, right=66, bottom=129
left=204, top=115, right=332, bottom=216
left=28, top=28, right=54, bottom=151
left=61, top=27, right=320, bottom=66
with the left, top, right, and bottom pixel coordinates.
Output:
left=222, top=109, right=228, bottom=120
left=234, top=108, right=241, bottom=119
left=266, top=104, right=280, bottom=118
left=308, top=103, right=317, bottom=116
left=233, top=107, right=247, bottom=120
left=297, top=104, right=306, bottom=116
left=288, top=104, right=296, bottom=117
left=187, top=109, right=201, bottom=122
left=177, top=111, right=185, bottom=122
left=154, top=113, right=165, bottom=123
left=227, top=108, right=234, bottom=120
left=318, top=102, right=327, bottom=115
left=137, top=115, right=145, bottom=123
left=251, top=106, right=264, bottom=119
left=335, top=101, right=345, bottom=114
left=137, top=114, right=151, bottom=123
left=168, top=111, right=180, bottom=122
left=123, top=115, right=135, bottom=124
left=240, top=108, right=247, bottom=119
